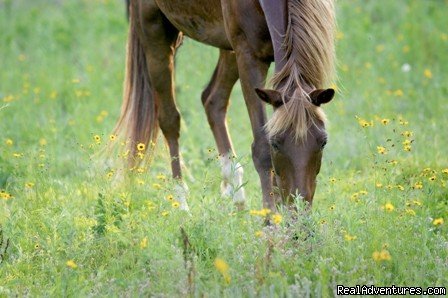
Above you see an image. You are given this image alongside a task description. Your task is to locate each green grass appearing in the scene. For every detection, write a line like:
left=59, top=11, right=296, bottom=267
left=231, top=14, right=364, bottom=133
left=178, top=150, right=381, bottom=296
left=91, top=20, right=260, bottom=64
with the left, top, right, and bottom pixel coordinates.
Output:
left=0, top=0, right=447, bottom=296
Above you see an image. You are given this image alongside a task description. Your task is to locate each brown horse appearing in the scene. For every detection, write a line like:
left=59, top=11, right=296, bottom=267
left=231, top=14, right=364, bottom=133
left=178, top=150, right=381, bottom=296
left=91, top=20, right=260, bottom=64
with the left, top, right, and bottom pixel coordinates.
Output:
left=114, top=0, right=336, bottom=211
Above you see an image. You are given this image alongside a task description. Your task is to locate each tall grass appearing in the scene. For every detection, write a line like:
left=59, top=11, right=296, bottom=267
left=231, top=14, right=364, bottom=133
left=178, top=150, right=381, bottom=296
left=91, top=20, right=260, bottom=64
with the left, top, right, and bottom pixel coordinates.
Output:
left=0, top=0, right=447, bottom=296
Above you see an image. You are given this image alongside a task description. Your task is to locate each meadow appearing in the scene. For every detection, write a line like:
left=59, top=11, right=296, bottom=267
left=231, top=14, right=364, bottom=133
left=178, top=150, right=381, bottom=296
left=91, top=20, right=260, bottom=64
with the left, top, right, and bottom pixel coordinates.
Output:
left=0, top=0, right=447, bottom=296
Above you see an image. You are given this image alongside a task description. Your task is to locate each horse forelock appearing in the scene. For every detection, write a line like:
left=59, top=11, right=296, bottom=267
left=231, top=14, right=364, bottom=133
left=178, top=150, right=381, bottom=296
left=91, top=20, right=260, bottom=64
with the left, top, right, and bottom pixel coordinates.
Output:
left=265, top=89, right=327, bottom=142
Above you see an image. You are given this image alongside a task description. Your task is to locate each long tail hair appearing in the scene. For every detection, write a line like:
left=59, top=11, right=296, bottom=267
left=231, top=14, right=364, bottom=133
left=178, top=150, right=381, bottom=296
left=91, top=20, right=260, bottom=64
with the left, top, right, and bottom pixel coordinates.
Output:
left=267, top=0, right=335, bottom=141
left=113, top=4, right=159, bottom=164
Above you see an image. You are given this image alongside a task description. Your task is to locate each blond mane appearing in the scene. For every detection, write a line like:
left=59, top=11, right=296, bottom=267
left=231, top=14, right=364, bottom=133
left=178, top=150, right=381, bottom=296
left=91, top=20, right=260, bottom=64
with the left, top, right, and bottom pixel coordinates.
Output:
left=267, top=0, right=335, bottom=141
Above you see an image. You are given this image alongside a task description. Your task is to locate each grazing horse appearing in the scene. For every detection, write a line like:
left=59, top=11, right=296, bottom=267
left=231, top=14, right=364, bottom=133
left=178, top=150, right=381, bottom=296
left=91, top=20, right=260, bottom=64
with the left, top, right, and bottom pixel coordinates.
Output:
left=114, top=0, right=336, bottom=211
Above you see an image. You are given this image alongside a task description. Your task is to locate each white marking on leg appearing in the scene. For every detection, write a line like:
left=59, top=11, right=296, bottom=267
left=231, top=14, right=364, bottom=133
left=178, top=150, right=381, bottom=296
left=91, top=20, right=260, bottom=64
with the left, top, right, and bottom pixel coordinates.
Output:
left=174, top=181, right=190, bottom=211
left=219, top=154, right=246, bottom=204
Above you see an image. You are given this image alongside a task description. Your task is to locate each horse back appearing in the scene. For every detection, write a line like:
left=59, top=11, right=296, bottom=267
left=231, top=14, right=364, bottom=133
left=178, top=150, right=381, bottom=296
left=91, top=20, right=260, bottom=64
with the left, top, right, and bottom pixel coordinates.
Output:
left=148, top=0, right=273, bottom=59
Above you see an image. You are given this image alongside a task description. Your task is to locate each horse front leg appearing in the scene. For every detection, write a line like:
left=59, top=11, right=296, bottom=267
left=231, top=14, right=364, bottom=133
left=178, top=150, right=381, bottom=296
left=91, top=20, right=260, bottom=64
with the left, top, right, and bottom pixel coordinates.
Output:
left=233, top=49, right=276, bottom=212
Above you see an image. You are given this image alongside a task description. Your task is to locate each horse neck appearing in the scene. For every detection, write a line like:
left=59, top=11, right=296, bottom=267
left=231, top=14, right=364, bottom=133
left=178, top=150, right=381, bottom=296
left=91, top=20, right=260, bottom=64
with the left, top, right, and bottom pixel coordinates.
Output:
left=259, top=0, right=288, bottom=72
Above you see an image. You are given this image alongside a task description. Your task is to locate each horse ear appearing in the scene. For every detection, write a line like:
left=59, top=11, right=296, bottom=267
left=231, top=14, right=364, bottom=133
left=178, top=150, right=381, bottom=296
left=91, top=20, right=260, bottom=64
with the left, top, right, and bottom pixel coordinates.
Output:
left=255, top=88, right=284, bottom=108
left=309, top=88, right=335, bottom=106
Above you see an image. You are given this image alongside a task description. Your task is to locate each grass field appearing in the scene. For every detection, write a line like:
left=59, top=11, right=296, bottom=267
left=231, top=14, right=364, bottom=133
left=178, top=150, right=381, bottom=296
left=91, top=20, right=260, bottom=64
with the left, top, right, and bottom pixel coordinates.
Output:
left=1, top=0, right=447, bottom=296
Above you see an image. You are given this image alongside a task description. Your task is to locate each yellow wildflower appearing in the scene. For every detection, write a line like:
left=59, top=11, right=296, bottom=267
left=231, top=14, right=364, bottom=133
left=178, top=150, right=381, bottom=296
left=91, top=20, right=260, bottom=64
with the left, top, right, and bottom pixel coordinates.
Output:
left=5, top=139, right=13, bottom=146
left=388, top=160, right=398, bottom=166
left=428, top=176, right=436, bottom=182
left=344, top=233, right=357, bottom=241
left=172, top=201, right=180, bottom=208
left=146, top=201, right=156, bottom=211
left=214, top=258, right=231, bottom=284
left=442, top=169, right=448, bottom=175
left=377, top=146, right=387, bottom=155
left=356, top=117, right=372, bottom=128
left=140, top=237, right=148, bottom=249
left=25, top=182, right=34, bottom=188
left=383, top=203, right=394, bottom=212
left=152, top=183, right=162, bottom=190
left=66, top=260, right=77, bottom=269
left=413, top=182, right=423, bottom=189
left=423, top=69, right=432, bottom=79
left=156, top=174, right=166, bottom=180
left=1, top=191, right=12, bottom=200
left=109, top=134, right=116, bottom=141
left=433, top=218, right=444, bottom=226
left=405, top=208, right=416, bottom=216
left=376, top=183, right=383, bottom=188
left=93, top=135, right=101, bottom=143
left=412, top=200, right=422, bottom=206
left=272, top=213, right=282, bottom=225
left=381, top=118, right=390, bottom=125
left=166, top=194, right=174, bottom=201
left=401, top=131, right=413, bottom=138
left=402, top=139, right=412, bottom=146
left=329, top=177, right=337, bottom=183
left=161, top=211, right=169, bottom=217
left=255, top=231, right=264, bottom=237
left=399, top=118, right=409, bottom=125
left=372, top=249, right=391, bottom=262
left=137, top=143, right=145, bottom=151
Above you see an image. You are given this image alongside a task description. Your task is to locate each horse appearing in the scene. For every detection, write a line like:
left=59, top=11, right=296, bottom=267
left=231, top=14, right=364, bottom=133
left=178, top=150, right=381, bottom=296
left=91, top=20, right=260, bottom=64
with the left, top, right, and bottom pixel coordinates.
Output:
left=114, top=0, right=336, bottom=212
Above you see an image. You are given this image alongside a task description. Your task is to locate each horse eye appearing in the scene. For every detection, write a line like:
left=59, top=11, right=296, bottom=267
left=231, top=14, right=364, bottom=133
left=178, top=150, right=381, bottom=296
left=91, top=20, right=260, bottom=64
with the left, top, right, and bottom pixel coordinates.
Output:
left=321, top=139, right=327, bottom=149
left=270, top=141, right=280, bottom=151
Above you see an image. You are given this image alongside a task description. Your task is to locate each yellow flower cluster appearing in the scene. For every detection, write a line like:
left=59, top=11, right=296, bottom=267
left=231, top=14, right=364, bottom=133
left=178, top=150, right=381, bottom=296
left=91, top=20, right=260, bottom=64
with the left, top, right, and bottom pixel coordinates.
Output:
left=249, top=208, right=271, bottom=217
left=1, top=190, right=13, bottom=200
left=356, top=116, right=373, bottom=128
left=372, top=249, right=392, bottom=262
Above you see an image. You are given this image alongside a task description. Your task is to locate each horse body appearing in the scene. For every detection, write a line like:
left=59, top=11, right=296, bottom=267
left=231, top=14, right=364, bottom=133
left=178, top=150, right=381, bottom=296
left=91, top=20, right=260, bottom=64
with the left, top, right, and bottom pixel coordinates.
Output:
left=116, top=0, right=336, bottom=212
left=155, top=0, right=232, bottom=50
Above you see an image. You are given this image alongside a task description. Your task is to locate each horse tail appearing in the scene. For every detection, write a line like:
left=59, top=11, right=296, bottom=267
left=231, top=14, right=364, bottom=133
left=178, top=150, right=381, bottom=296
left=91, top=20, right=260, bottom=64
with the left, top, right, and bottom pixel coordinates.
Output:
left=271, top=0, right=336, bottom=91
left=113, top=3, right=158, bottom=165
